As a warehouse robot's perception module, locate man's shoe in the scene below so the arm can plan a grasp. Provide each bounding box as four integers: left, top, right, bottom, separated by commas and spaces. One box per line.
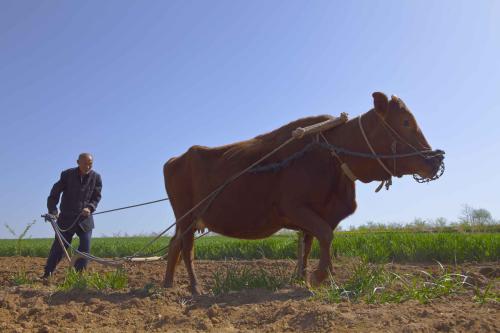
41, 272, 52, 280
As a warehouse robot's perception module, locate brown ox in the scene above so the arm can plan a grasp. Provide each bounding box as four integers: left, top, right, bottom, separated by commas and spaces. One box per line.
163, 92, 444, 294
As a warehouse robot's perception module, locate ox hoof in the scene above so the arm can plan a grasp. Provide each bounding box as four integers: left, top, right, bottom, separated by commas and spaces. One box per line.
294, 268, 307, 280
309, 269, 328, 287
294, 272, 308, 285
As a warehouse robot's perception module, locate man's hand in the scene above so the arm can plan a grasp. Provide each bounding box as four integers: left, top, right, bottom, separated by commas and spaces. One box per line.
82, 208, 91, 217
43, 213, 58, 222
52, 212, 59, 219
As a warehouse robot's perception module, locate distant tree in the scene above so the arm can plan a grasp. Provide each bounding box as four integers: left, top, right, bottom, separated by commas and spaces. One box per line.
366, 221, 376, 230
459, 204, 495, 232
409, 218, 429, 231
471, 208, 493, 225
433, 217, 448, 229
388, 222, 403, 230
459, 204, 474, 226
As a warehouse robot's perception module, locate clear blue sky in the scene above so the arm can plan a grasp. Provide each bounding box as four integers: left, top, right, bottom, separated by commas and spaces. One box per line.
1, 1, 499, 239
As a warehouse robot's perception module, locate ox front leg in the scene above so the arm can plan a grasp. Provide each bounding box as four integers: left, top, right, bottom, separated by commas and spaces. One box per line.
163, 233, 182, 288
296, 232, 313, 280
181, 230, 202, 295
286, 206, 333, 286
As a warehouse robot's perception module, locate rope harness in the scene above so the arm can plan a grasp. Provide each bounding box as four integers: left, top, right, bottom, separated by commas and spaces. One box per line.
41, 110, 445, 267
252, 112, 445, 191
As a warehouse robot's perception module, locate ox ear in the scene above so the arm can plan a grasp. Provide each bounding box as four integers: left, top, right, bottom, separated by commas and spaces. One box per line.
372, 92, 389, 116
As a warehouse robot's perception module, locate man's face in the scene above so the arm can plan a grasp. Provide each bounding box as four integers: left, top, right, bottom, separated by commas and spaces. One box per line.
77, 155, 93, 175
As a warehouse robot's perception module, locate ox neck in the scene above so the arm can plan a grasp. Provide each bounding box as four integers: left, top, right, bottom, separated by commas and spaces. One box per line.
322, 110, 394, 184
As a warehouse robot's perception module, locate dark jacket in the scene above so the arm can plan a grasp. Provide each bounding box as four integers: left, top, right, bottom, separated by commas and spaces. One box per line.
47, 168, 102, 232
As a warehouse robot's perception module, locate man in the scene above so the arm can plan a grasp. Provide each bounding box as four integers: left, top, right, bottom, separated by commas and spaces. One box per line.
42, 153, 102, 278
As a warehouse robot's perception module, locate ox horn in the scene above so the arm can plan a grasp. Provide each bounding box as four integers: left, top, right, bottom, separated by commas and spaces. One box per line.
292, 112, 349, 139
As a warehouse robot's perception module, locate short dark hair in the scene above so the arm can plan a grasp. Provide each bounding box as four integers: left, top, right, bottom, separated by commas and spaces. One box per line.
78, 153, 93, 160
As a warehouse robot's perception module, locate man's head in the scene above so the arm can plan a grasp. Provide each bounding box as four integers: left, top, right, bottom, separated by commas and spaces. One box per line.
77, 153, 93, 175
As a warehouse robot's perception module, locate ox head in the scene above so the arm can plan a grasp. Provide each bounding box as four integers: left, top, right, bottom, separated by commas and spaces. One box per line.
369, 92, 445, 182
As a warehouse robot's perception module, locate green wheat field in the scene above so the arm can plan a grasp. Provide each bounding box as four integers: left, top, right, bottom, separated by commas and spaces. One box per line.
1, 232, 498, 263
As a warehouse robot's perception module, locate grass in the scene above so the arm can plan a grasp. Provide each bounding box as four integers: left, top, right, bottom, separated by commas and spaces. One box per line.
4, 220, 36, 256
329, 232, 500, 263
211, 265, 292, 295
312, 260, 499, 304
472, 281, 500, 304
0, 232, 498, 264
58, 268, 128, 291
208, 260, 499, 304
10, 270, 33, 286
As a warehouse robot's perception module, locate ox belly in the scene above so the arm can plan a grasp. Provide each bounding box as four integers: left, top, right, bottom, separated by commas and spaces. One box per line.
199, 205, 284, 239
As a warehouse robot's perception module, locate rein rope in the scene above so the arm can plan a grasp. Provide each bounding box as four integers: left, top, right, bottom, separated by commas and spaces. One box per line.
94, 198, 169, 215
51, 198, 171, 233
358, 114, 396, 190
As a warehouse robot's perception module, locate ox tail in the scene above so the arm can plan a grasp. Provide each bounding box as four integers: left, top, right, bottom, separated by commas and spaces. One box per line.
163, 153, 198, 238
163, 157, 179, 235
163, 157, 177, 194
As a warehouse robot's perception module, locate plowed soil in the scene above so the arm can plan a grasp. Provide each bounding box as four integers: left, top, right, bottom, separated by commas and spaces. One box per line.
0, 257, 498, 332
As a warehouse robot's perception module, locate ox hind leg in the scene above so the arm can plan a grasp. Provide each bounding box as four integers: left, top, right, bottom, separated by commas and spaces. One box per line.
163, 232, 182, 288
180, 229, 202, 295
286, 206, 333, 286
296, 232, 313, 280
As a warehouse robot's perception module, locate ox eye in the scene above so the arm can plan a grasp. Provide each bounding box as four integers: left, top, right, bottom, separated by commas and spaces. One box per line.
403, 119, 410, 127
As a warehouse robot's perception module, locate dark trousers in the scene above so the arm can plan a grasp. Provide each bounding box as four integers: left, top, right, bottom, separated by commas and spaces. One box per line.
44, 226, 92, 274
